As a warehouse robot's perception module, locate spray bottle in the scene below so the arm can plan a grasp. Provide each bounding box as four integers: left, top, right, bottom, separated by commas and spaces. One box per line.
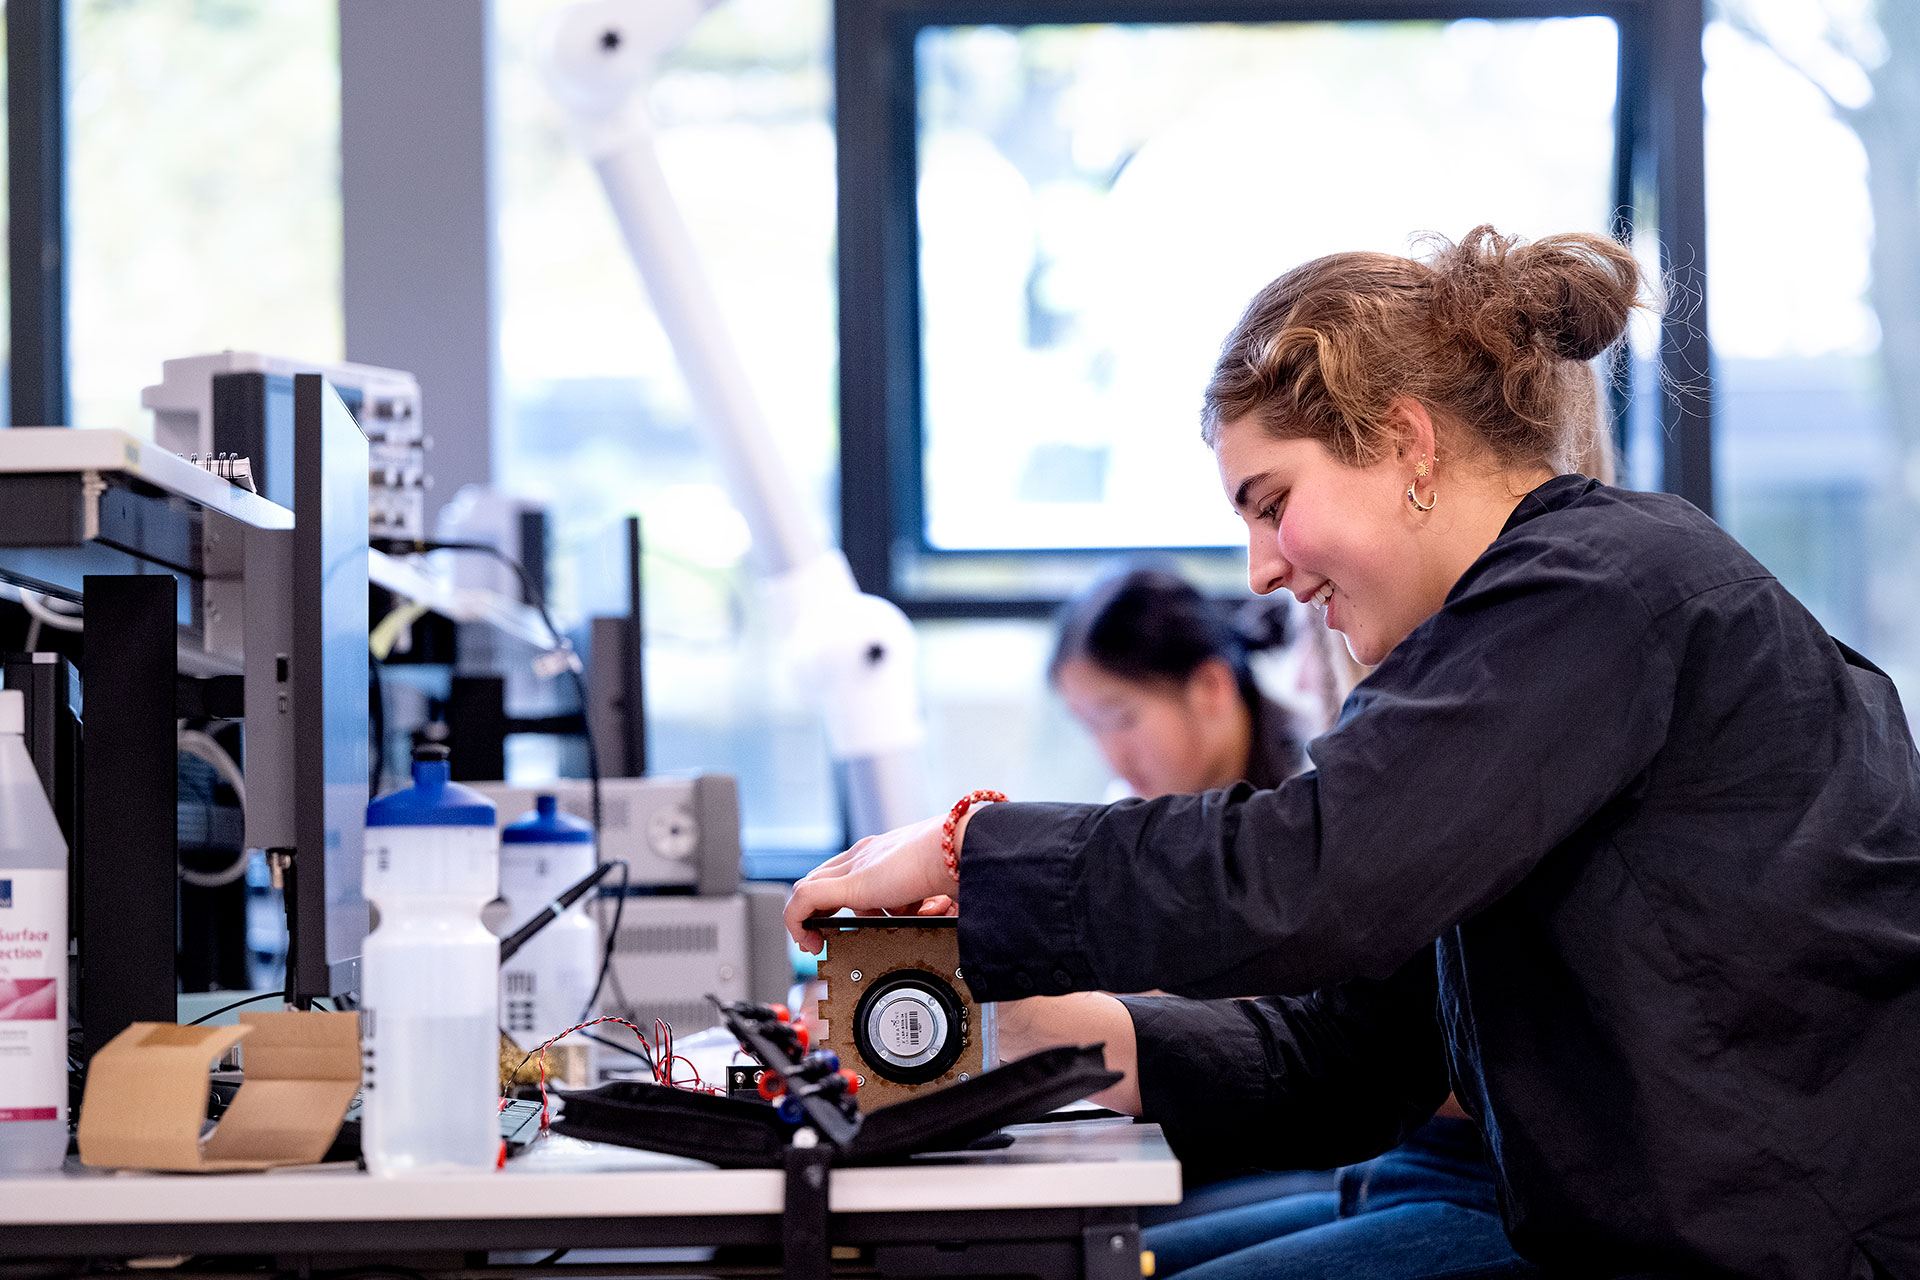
0, 689, 69, 1173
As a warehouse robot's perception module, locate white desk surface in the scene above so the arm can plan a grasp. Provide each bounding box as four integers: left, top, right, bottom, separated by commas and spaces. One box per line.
0, 1118, 1181, 1224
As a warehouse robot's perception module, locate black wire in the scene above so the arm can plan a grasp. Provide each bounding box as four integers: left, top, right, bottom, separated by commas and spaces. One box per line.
579, 859, 629, 1024
580, 1028, 654, 1069
374, 537, 622, 1025
508, 1012, 657, 1085
186, 991, 286, 1025
371, 538, 603, 836
533, 1250, 570, 1266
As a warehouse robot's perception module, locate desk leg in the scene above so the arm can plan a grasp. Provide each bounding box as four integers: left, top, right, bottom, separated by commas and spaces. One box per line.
1082, 1209, 1143, 1280
783, 1140, 833, 1280
78, 574, 178, 1059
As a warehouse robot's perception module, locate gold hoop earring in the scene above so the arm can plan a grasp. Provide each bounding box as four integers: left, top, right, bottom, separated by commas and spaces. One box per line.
1407, 454, 1435, 511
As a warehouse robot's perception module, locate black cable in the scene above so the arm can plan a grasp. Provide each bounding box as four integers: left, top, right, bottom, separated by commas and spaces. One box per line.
186, 991, 285, 1025
499, 861, 618, 965
533, 1250, 570, 1266
374, 537, 622, 1024
508, 1012, 657, 1085
371, 537, 603, 838
580, 1028, 653, 1068
579, 859, 629, 1023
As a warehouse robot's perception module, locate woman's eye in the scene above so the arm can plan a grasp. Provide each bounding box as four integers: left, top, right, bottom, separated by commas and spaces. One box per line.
1256, 496, 1284, 524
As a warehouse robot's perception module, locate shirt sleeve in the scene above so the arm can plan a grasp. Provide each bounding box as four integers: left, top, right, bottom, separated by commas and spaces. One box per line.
1116, 950, 1449, 1173
957, 536, 1678, 1002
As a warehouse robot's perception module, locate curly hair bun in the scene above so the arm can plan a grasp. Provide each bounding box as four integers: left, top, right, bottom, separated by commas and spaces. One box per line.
1204, 225, 1642, 473
1428, 226, 1638, 365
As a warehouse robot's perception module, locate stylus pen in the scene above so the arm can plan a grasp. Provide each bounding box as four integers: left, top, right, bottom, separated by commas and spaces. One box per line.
498, 861, 618, 964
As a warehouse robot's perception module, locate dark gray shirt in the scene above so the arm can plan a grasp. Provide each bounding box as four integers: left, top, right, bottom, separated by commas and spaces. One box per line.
958, 476, 1920, 1279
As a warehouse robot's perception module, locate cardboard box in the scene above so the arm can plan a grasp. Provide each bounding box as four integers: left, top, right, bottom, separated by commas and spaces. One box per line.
78, 1011, 360, 1172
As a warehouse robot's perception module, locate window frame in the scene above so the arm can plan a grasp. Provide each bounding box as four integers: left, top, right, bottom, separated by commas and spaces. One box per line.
835, 0, 1710, 617
8, 0, 65, 429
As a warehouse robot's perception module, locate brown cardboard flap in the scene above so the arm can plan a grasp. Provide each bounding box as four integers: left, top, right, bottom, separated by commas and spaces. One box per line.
233, 1010, 362, 1081
77, 1023, 251, 1172
78, 1011, 360, 1173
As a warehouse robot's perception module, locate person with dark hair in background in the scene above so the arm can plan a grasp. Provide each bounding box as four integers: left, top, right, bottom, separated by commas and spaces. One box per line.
1050, 568, 1310, 800
788, 226, 1920, 1278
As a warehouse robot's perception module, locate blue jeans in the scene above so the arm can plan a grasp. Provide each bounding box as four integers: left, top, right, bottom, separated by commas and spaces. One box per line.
1144, 1117, 1532, 1280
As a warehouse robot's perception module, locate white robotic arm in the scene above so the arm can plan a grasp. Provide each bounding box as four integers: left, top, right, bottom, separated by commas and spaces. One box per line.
537, 0, 928, 838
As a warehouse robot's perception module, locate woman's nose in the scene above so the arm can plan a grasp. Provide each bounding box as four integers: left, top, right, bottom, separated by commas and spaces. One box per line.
1248, 530, 1290, 597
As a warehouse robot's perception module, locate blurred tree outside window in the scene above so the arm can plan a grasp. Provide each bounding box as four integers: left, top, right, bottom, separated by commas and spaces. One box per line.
1708, 1, 1920, 709
68, 0, 341, 433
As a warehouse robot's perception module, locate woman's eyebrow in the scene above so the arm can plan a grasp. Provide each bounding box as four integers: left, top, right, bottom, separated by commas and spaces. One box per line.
1233, 470, 1279, 511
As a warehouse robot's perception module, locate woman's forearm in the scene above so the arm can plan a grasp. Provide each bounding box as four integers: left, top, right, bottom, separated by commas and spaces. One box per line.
992, 992, 1142, 1115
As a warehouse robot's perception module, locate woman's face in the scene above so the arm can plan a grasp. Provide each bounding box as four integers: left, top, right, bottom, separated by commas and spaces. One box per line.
1214, 417, 1444, 667
1054, 657, 1244, 798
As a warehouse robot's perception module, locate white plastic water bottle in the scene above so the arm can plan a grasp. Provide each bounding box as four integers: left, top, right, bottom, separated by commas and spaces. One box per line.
499, 796, 597, 1053
0, 689, 69, 1174
361, 744, 499, 1175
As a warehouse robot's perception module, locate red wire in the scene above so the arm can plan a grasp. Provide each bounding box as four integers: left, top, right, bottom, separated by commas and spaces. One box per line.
513, 1013, 722, 1133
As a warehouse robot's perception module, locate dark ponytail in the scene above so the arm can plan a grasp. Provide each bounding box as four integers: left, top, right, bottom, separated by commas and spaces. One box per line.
1050, 568, 1293, 710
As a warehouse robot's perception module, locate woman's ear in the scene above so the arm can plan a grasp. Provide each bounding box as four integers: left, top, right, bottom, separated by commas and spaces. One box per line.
1188, 657, 1242, 717
1388, 398, 1439, 468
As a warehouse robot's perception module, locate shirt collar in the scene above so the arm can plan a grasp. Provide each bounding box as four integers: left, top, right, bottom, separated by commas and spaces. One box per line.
1499, 473, 1600, 538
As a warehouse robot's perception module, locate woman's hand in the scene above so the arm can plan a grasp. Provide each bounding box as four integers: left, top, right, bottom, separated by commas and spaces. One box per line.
783, 814, 960, 953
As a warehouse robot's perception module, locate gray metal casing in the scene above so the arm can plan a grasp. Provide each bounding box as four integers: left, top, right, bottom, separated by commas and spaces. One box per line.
241, 526, 296, 851
471, 774, 739, 894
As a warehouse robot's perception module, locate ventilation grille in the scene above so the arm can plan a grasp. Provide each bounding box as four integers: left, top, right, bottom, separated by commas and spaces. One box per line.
617, 923, 719, 954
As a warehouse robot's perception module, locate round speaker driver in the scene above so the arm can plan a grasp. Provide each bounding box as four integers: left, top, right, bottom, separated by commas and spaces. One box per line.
865, 987, 948, 1069
850, 968, 968, 1085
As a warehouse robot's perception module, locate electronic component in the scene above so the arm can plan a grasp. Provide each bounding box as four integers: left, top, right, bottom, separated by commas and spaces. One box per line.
470, 774, 738, 892
808, 916, 992, 1111
181, 453, 257, 492
142, 351, 427, 541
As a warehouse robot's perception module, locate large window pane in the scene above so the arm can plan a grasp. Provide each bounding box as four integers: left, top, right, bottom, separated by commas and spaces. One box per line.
494, 0, 844, 856
69, 0, 341, 433
1706, 2, 1918, 708
916, 18, 1621, 553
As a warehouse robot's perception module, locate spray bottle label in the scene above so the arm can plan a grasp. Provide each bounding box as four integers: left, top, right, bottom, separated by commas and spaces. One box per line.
0, 869, 66, 1121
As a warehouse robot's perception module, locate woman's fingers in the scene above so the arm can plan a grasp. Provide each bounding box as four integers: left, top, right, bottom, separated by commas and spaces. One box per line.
784, 877, 840, 952
784, 817, 952, 950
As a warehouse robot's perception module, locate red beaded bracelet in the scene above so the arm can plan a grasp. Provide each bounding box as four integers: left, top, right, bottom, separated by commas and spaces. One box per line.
941, 789, 1007, 882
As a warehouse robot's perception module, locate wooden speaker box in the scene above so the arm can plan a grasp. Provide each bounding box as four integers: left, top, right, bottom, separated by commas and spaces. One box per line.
808, 916, 984, 1111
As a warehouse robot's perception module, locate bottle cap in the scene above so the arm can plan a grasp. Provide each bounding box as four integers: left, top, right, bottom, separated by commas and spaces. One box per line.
0, 690, 21, 735
502, 794, 594, 844
366, 744, 496, 828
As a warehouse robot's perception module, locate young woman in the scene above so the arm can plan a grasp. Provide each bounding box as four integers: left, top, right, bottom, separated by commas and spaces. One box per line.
786, 227, 1920, 1278
1050, 568, 1527, 1279
1051, 568, 1311, 799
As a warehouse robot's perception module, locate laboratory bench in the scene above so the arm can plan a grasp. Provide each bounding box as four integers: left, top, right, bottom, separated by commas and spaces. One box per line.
0, 1115, 1180, 1280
